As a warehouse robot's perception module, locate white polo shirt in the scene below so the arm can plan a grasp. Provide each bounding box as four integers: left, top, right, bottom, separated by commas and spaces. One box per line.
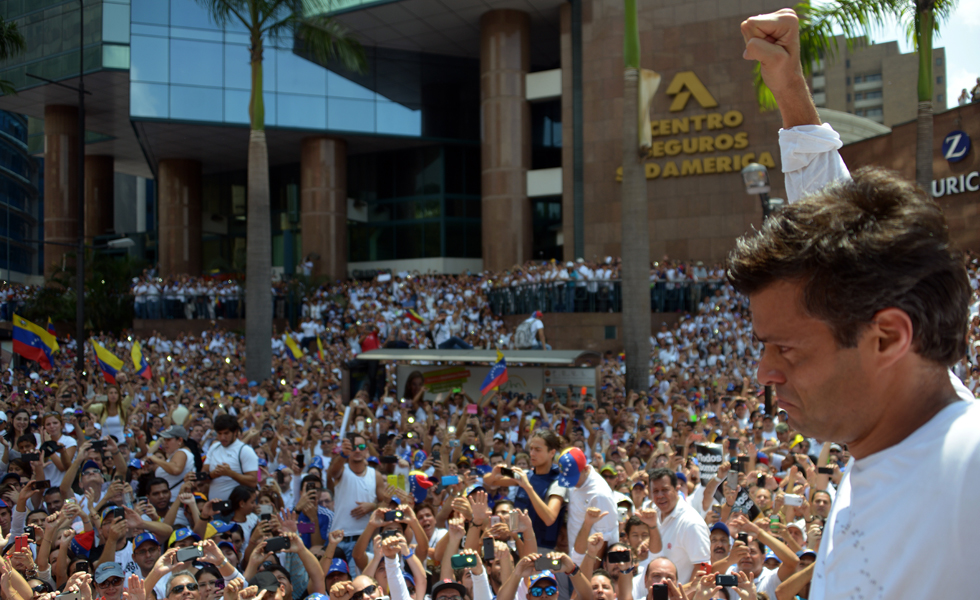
650, 496, 711, 583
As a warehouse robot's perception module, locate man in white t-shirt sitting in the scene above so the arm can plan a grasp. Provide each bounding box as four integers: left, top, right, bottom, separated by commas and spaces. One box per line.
202, 414, 259, 501
735, 9, 980, 599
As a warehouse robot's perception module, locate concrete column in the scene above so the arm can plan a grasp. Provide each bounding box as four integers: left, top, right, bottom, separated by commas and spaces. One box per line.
85, 155, 114, 240
43, 105, 80, 277
157, 159, 202, 276
480, 9, 532, 271
300, 136, 347, 280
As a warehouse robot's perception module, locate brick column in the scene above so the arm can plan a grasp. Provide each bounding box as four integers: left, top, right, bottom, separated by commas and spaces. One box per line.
480, 9, 532, 271
300, 136, 347, 280
85, 155, 114, 240
43, 105, 79, 277
157, 159, 202, 276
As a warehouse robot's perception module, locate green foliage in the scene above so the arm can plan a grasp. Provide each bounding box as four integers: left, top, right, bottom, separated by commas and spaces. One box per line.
20, 252, 145, 336
0, 15, 26, 96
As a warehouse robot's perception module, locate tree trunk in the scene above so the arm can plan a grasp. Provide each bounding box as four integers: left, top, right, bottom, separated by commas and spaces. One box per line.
245, 128, 272, 383
621, 66, 651, 395
914, 7, 934, 192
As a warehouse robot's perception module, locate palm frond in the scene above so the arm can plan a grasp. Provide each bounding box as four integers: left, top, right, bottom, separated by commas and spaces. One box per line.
0, 17, 26, 61
192, 0, 255, 31
293, 15, 367, 73
901, 0, 957, 50
0, 79, 17, 96
753, 64, 779, 112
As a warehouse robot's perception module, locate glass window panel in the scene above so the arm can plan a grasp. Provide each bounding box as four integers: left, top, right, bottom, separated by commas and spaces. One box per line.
132, 24, 169, 36
224, 43, 250, 90
394, 201, 416, 221
377, 101, 421, 137
170, 39, 222, 87
420, 146, 441, 194
327, 71, 375, 100
130, 82, 169, 118
445, 199, 465, 218
423, 222, 441, 258
465, 222, 482, 258
375, 153, 394, 200
263, 45, 277, 93
369, 203, 392, 223
373, 225, 394, 260
466, 199, 482, 219
132, 0, 168, 24
395, 224, 423, 259
170, 0, 219, 29
327, 97, 374, 133
465, 147, 481, 195
170, 85, 223, 122
445, 220, 465, 256
276, 49, 326, 96
394, 151, 419, 198
445, 147, 463, 194
131, 35, 169, 82
277, 94, 325, 129
170, 27, 223, 42
103, 3, 131, 44
225, 32, 250, 45
224, 90, 250, 124
102, 44, 130, 70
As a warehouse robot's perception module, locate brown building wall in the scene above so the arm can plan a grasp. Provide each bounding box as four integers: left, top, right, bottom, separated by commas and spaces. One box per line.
561, 0, 789, 265
838, 102, 980, 251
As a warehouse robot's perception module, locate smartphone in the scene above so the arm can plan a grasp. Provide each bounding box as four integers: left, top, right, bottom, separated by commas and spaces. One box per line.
784, 494, 804, 507
432, 450, 441, 461
509, 512, 520, 531
297, 522, 315, 534
466, 404, 478, 415
499, 467, 515, 478
195, 472, 211, 481
441, 475, 459, 486
34, 480, 50, 490
175, 546, 204, 562
136, 496, 148, 506
451, 554, 477, 569
384, 510, 404, 522
356, 420, 364, 432
91, 440, 107, 451
726, 471, 738, 489
489, 515, 501, 526
213, 501, 232, 513
265, 536, 290, 553
651, 584, 669, 600
736, 533, 749, 545
757, 475, 767, 487
380, 456, 399, 464
699, 562, 712, 575
818, 466, 834, 475
574, 409, 585, 420
107, 507, 126, 522
716, 574, 738, 587
56, 593, 80, 600
482, 538, 495, 562
380, 529, 400, 540
534, 556, 561, 571
606, 550, 631, 564
73, 561, 90, 574
22, 453, 40, 463
259, 505, 274, 516
769, 515, 780, 532
25, 528, 35, 542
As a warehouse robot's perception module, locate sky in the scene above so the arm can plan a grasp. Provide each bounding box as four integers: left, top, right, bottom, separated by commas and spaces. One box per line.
817, 0, 980, 105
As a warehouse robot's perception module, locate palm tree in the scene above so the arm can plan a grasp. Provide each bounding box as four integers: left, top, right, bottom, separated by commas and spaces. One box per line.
753, 1, 956, 192
0, 16, 26, 95
621, 0, 652, 395
194, 0, 365, 382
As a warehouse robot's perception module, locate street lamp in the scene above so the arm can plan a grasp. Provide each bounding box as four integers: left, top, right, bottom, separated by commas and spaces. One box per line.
741, 161, 775, 415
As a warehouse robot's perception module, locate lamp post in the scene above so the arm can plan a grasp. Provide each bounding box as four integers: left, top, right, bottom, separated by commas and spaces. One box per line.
741, 161, 774, 415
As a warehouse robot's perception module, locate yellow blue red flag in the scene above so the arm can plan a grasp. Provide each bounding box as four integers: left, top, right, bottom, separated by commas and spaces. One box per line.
284, 334, 303, 360
12, 314, 58, 370
93, 339, 124, 384
131, 340, 152, 380
480, 350, 508, 395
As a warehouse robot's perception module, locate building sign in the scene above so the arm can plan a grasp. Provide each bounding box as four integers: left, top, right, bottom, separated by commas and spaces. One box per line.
617, 71, 775, 181
942, 131, 971, 163
932, 172, 980, 198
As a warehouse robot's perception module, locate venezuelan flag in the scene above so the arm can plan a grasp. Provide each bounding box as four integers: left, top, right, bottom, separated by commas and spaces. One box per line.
480, 350, 508, 395
131, 340, 152, 380
403, 309, 424, 324
316, 333, 325, 362
93, 339, 124, 384
12, 314, 58, 370
46, 317, 56, 337
284, 334, 303, 360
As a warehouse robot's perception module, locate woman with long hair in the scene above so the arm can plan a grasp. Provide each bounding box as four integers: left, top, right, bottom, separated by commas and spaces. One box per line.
84, 384, 130, 443
4, 409, 35, 446
143, 425, 194, 501
40, 412, 77, 487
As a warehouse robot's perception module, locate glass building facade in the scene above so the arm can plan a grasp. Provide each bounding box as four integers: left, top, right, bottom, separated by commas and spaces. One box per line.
0, 111, 41, 276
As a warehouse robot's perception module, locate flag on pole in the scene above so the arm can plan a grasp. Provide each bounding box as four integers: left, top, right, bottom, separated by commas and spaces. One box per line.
131, 340, 152, 380
12, 315, 58, 370
284, 334, 303, 360
93, 339, 124, 384
316, 333, 325, 362
480, 350, 508, 395
46, 317, 56, 337
403, 309, 424, 324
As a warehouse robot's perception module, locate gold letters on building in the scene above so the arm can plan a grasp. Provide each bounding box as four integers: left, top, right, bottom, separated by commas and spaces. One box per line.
616, 71, 775, 181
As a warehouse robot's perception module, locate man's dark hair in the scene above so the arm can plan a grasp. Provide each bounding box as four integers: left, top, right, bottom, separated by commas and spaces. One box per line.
624, 515, 648, 537
16, 434, 35, 448
229, 485, 254, 513
727, 167, 969, 366
300, 475, 321, 492
147, 477, 170, 491
648, 468, 677, 487
27, 509, 47, 522
530, 428, 563, 453
214, 414, 240, 433
43, 487, 60, 498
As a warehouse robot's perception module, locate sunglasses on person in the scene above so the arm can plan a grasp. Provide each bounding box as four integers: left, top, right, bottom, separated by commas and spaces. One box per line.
529, 586, 558, 598
169, 583, 200, 595
98, 578, 124, 589
353, 443, 367, 450
32, 585, 52, 594
351, 585, 376, 600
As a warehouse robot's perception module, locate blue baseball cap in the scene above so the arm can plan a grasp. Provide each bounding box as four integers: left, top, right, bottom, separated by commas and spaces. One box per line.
797, 549, 817, 559
82, 460, 101, 473
168, 527, 201, 547
557, 448, 587, 488
128, 458, 143, 469
764, 551, 781, 563
710, 522, 731, 537
464, 484, 485, 497
217, 541, 237, 553
529, 570, 558, 587
133, 532, 160, 549
210, 520, 235, 533
326, 559, 349, 576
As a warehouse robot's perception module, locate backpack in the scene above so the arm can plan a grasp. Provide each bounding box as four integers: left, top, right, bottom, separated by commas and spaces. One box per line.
513, 320, 537, 349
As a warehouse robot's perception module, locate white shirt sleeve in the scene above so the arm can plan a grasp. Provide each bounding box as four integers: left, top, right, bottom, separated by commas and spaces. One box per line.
778, 123, 851, 203
383, 556, 413, 600
471, 569, 494, 600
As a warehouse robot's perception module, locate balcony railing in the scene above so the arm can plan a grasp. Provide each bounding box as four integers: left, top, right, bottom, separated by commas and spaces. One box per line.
487, 279, 726, 315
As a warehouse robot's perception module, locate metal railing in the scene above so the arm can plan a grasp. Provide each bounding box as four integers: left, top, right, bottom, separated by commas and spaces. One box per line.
487, 279, 726, 315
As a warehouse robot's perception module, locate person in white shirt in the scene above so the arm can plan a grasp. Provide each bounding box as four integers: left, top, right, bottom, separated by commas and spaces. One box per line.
325, 432, 386, 569
557, 447, 620, 567
202, 415, 259, 501
644, 468, 710, 583
736, 9, 980, 599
